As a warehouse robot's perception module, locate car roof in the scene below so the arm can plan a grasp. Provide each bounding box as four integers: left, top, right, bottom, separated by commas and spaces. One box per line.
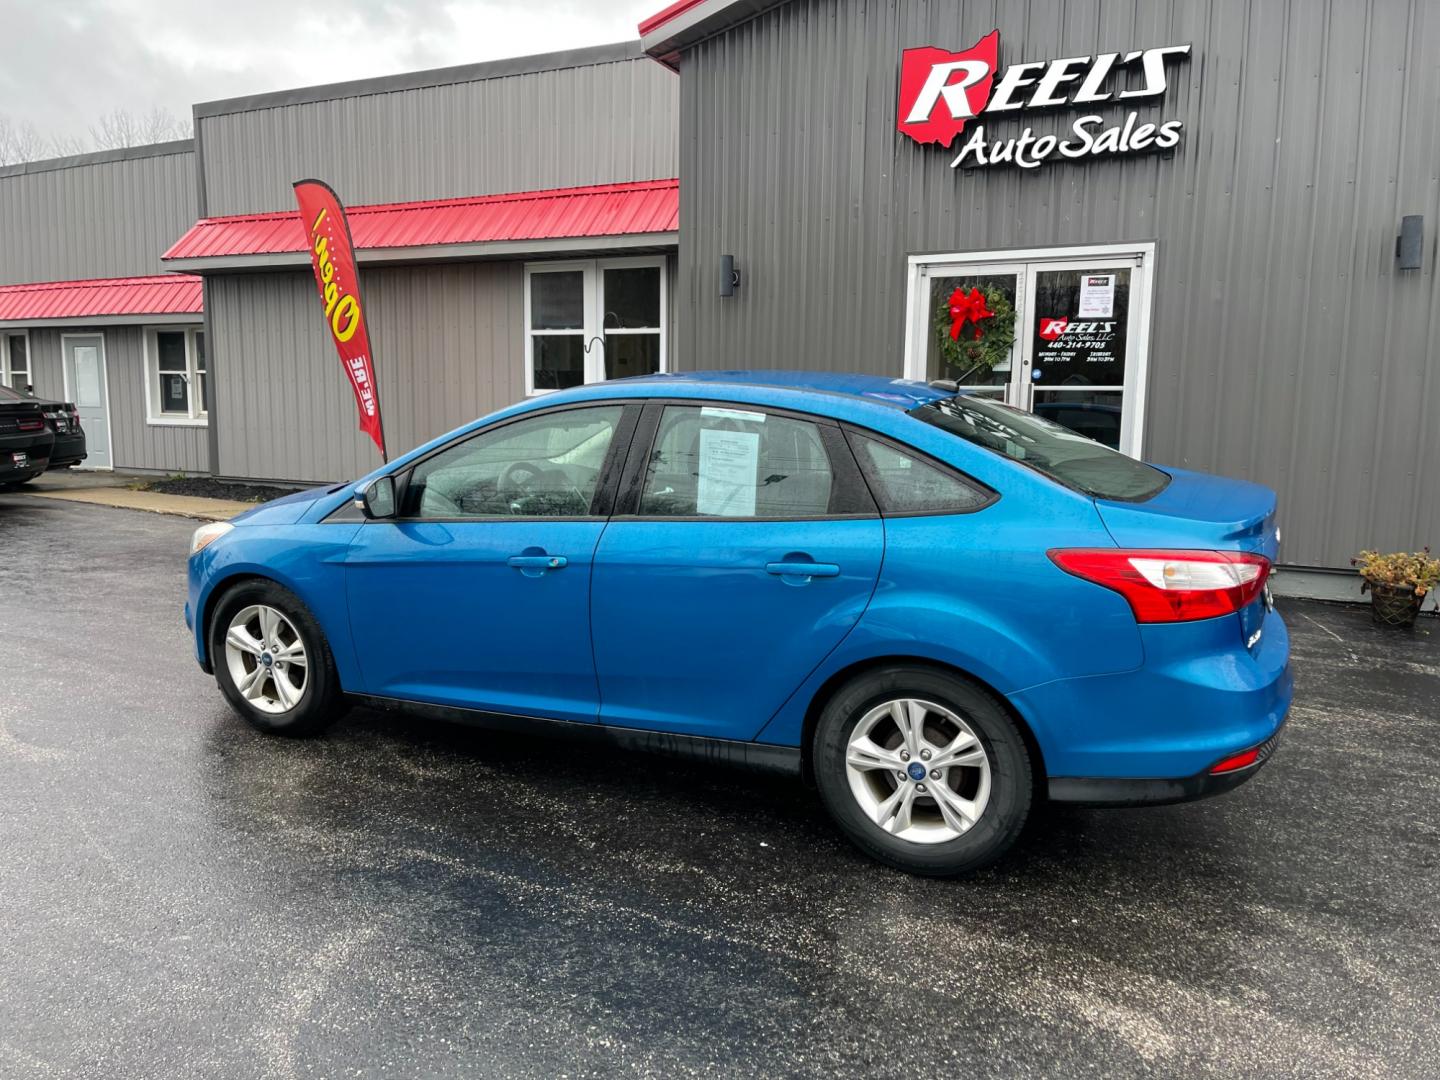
540, 370, 952, 416
0, 384, 59, 407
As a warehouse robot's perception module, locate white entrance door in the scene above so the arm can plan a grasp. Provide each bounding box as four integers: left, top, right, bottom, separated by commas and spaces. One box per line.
62, 334, 112, 469
903, 244, 1154, 457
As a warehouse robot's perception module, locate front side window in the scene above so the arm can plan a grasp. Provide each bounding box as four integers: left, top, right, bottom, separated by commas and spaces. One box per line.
639, 405, 834, 518
525, 259, 665, 394
2, 334, 30, 391
404, 405, 623, 519
849, 433, 992, 514
147, 327, 207, 422
914, 395, 1168, 501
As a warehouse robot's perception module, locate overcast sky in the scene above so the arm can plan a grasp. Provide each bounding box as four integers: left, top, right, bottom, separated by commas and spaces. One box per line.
0, 0, 656, 143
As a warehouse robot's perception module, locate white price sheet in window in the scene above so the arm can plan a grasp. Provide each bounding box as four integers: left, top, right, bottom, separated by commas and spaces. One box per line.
696, 428, 760, 516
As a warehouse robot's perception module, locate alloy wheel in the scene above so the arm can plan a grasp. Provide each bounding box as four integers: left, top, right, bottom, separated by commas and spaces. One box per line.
223, 604, 309, 715
844, 698, 993, 844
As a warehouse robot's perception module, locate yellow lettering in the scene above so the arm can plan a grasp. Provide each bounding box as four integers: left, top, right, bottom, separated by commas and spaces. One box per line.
331, 294, 361, 342
323, 281, 339, 316
311, 207, 328, 232
321, 259, 334, 284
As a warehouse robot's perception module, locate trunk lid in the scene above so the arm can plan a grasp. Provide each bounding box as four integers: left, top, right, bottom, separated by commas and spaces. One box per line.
1094, 465, 1279, 652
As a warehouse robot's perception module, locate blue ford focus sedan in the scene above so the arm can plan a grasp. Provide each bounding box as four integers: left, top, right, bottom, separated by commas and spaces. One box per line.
185, 372, 1291, 875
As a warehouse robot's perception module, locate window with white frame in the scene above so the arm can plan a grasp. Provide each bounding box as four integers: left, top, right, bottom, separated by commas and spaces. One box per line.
146, 327, 207, 423
524, 258, 666, 394
1, 333, 30, 392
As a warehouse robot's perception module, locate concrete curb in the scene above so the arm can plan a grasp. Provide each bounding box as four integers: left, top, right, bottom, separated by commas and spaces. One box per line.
22, 487, 254, 522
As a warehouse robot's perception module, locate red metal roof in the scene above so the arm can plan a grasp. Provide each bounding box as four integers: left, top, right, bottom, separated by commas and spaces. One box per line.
0, 275, 203, 322
164, 179, 680, 262
638, 0, 709, 35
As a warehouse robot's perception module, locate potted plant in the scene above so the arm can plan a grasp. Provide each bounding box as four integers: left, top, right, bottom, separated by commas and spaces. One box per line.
1351, 548, 1440, 627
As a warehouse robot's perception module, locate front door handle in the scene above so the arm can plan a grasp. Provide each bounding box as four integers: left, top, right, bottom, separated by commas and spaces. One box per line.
508, 554, 568, 575
765, 560, 840, 581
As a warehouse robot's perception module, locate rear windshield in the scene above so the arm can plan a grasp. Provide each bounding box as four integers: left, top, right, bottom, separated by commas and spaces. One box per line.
912, 396, 1170, 502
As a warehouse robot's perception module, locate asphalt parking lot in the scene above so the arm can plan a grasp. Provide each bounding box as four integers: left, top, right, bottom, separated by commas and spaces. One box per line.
2, 494, 1438, 1079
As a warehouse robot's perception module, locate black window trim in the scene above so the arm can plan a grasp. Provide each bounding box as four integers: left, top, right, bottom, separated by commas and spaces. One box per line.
611, 397, 879, 522
356, 399, 643, 525
840, 422, 1000, 518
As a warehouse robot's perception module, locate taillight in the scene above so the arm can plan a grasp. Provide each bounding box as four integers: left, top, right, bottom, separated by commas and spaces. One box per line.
1209, 747, 1261, 774
1048, 548, 1271, 623
17, 417, 43, 432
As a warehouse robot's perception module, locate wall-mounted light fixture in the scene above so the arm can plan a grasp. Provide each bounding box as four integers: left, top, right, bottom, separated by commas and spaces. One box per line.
719, 254, 740, 297
1397, 215, 1423, 271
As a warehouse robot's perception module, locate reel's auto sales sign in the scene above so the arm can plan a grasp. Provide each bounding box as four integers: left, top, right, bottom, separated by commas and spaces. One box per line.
898, 31, 1190, 170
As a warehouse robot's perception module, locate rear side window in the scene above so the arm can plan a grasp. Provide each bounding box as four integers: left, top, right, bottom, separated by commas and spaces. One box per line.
849, 433, 991, 514
913, 396, 1169, 502
639, 405, 834, 517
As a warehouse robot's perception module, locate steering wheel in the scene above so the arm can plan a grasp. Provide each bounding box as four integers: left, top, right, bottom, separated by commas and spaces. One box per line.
500, 461, 544, 493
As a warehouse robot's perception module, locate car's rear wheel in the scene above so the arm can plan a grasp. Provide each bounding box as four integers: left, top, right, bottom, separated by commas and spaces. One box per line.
210, 580, 343, 736
813, 666, 1032, 876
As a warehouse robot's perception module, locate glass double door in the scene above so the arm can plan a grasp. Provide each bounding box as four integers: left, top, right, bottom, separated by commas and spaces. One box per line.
907, 251, 1149, 455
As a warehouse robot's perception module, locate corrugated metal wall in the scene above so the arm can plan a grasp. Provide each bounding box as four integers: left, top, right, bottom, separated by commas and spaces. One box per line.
0, 143, 196, 285
209, 264, 525, 483
198, 52, 678, 216
25, 325, 208, 473
25, 329, 65, 400
677, 0, 1440, 568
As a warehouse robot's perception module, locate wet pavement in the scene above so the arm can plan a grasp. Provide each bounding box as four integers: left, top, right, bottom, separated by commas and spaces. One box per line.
1, 493, 1437, 1079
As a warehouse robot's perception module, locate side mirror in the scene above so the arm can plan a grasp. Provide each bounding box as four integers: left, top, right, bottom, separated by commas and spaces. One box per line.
355, 475, 397, 519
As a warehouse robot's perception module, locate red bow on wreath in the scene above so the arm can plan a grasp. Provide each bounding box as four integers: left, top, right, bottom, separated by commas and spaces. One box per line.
947, 286, 996, 341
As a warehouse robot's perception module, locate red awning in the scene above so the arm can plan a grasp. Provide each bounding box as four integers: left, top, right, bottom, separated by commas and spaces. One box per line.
0, 275, 203, 322
638, 0, 709, 35
163, 179, 679, 265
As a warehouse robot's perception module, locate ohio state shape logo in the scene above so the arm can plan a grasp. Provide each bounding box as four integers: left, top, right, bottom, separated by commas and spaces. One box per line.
896, 32, 1191, 170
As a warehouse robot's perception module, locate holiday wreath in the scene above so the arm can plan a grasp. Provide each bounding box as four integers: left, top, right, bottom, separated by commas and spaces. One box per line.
931, 282, 1017, 382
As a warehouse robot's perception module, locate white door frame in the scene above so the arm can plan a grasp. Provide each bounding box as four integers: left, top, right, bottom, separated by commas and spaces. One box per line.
523, 255, 669, 396
60, 332, 115, 470
902, 242, 1157, 457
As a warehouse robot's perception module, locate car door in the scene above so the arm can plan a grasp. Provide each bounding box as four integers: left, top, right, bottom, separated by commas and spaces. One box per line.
344, 402, 638, 723
589, 401, 884, 740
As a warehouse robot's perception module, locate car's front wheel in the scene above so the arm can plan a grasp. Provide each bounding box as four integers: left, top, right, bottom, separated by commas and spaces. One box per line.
210, 580, 343, 736
813, 666, 1033, 876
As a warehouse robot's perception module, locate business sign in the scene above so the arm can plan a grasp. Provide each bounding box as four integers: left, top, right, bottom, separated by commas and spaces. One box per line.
897, 32, 1190, 170
293, 179, 388, 460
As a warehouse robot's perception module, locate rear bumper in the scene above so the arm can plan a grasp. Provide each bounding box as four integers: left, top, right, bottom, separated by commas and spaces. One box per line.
1048, 724, 1285, 806
47, 433, 86, 467
1012, 607, 1292, 779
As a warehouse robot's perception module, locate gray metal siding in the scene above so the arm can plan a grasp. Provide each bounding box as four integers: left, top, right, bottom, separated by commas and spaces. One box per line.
210, 265, 524, 483
25, 329, 65, 400
676, 0, 1440, 569
0, 147, 196, 285
199, 57, 678, 216
22, 324, 207, 472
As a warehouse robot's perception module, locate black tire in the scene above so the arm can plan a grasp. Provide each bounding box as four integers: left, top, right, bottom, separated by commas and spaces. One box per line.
813, 665, 1033, 876
209, 579, 344, 737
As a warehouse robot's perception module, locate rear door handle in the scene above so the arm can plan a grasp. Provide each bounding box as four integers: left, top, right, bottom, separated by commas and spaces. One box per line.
765, 561, 840, 579
508, 554, 568, 573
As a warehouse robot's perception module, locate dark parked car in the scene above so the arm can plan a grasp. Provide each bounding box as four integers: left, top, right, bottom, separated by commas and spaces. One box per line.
0, 389, 54, 488
0, 384, 85, 475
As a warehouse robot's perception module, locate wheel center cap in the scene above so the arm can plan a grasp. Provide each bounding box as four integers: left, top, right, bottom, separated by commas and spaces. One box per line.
907, 761, 927, 782
260, 652, 274, 667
